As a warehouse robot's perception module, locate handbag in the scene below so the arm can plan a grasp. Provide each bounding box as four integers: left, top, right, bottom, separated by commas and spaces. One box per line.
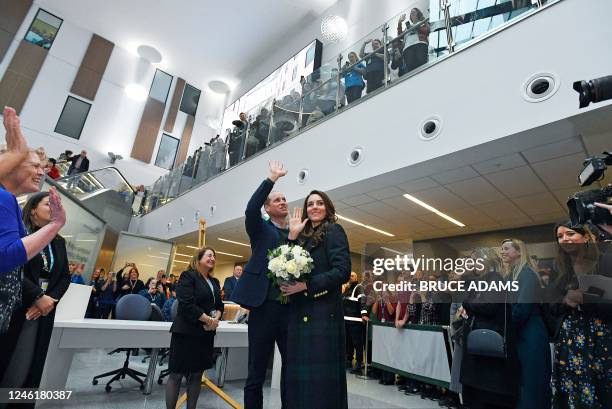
465, 298, 507, 359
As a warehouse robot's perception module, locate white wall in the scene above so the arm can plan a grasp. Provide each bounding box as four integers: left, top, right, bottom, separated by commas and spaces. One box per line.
0, 2, 223, 185
133, 0, 612, 239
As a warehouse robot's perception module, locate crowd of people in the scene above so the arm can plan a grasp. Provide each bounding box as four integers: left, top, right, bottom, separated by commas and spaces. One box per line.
337, 227, 611, 409
145, 7, 434, 214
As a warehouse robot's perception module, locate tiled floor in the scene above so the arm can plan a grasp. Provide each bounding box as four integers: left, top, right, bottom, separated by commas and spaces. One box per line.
41, 349, 440, 409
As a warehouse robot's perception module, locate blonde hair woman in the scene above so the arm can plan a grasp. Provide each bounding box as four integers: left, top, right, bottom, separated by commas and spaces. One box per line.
500, 239, 551, 409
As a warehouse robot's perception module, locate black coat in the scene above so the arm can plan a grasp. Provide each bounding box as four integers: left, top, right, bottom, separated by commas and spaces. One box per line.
232, 178, 286, 308
68, 155, 89, 173
0, 235, 70, 393
171, 269, 223, 337
285, 222, 351, 409
460, 271, 519, 404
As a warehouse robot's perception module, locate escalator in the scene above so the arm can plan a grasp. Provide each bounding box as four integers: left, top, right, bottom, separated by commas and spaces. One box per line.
50, 167, 141, 233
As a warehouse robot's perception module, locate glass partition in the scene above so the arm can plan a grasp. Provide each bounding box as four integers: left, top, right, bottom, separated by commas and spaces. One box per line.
138, 0, 555, 216
38, 180, 107, 281
110, 232, 174, 283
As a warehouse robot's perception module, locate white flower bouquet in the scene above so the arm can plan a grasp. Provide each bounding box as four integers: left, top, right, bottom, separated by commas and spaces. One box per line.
267, 244, 314, 303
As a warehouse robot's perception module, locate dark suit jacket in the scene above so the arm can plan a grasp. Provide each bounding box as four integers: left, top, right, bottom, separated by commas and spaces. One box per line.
68, 155, 90, 174
171, 269, 223, 336
21, 235, 71, 305
222, 276, 238, 300
231, 178, 285, 308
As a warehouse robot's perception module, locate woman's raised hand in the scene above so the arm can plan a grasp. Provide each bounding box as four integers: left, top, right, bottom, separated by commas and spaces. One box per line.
288, 207, 307, 240
48, 187, 66, 228
3, 107, 28, 155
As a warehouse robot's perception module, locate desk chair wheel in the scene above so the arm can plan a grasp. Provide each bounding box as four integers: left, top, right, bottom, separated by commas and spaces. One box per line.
92, 379, 98, 385
157, 378, 164, 385
105, 385, 112, 392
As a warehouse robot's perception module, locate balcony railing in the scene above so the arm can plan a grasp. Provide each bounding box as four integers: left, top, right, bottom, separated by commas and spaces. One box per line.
141, 0, 555, 215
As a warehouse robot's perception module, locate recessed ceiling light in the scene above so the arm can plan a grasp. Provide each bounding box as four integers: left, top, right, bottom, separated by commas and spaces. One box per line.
125, 84, 147, 101
336, 214, 395, 237
218, 238, 250, 247
216, 251, 243, 258
402, 193, 466, 227
208, 80, 231, 94
137, 45, 162, 63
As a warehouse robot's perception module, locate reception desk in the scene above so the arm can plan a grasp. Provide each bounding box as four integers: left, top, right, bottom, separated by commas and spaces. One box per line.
40, 319, 249, 395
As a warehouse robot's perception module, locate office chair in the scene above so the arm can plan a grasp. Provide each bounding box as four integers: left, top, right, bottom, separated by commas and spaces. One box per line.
157, 300, 179, 384
142, 304, 164, 363
91, 295, 152, 392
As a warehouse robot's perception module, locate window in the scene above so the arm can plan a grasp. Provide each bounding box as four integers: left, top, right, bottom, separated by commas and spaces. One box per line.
54, 96, 91, 139
155, 133, 180, 170
149, 69, 173, 103
24, 9, 63, 50
179, 84, 201, 116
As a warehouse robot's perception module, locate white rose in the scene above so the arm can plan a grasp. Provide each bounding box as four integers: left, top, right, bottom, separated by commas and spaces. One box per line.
294, 255, 307, 269
280, 245, 290, 255
285, 259, 297, 275
291, 246, 302, 258
268, 258, 281, 273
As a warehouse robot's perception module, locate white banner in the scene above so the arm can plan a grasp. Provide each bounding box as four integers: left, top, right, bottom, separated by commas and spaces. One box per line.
371, 324, 451, 384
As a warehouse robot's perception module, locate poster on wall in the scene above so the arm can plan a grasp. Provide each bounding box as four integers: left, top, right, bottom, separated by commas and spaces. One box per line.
24, 9, 63, 50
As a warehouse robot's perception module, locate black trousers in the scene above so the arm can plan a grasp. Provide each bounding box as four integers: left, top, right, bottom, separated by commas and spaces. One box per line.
345, 86, 363, 104
244, 300, 288, 409
345, 321, 365, 366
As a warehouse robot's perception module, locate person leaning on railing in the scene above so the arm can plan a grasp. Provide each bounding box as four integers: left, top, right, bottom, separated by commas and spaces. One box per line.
359, 38, 386, 94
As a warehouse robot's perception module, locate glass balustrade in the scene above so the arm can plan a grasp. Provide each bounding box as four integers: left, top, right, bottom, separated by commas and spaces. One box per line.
138, 0, 556, 215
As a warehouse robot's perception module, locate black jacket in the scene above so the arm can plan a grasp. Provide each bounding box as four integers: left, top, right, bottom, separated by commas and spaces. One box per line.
460, 271, 519, 400
171, 269, 223, 336
22, 235, 71, 305
68, 155, 89, 174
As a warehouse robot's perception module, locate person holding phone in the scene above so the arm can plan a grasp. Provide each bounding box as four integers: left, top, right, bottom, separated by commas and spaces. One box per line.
118, 263, 145, 297
95, 270, 117, 319
139, 278, 167, 310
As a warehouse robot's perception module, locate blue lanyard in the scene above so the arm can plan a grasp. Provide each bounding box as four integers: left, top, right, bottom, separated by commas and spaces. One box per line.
41, 244, 54, 272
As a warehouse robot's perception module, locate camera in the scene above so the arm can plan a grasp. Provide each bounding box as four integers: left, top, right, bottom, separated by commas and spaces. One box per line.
567, 151, 612, 233
573, 75, 612, 108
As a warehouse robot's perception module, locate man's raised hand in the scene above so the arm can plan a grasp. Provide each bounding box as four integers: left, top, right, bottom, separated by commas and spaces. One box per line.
268, 160, 288, 182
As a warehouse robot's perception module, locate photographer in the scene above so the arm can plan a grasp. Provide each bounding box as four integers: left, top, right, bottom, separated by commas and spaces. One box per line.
139, 278, 166, 310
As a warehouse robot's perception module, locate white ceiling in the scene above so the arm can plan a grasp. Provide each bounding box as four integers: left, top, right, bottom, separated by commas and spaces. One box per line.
170, 104, 612, 265
37, 0, 336, 91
